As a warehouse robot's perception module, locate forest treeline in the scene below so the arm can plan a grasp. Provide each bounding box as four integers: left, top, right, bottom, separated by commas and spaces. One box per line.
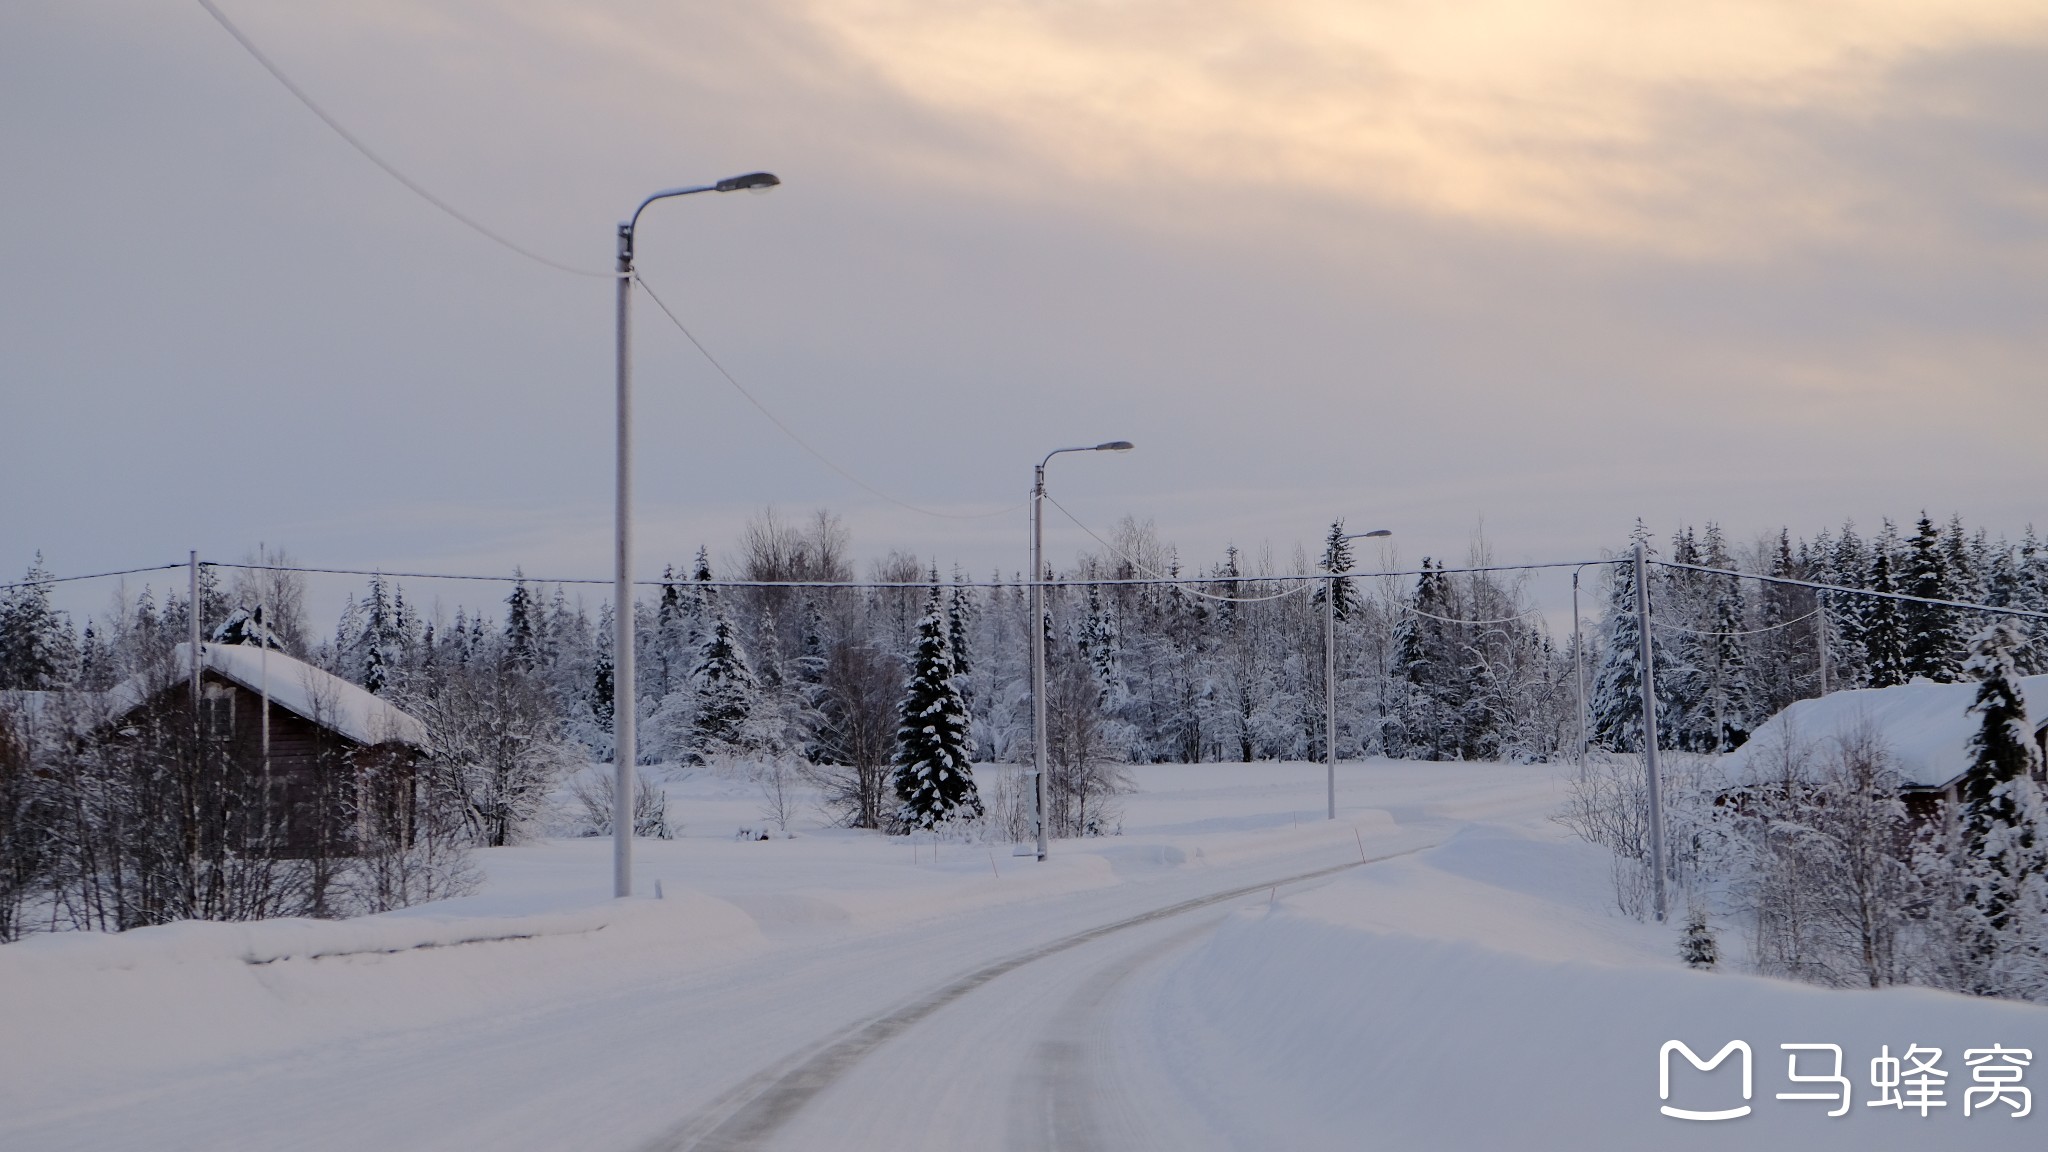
3, 509, 2044, 940
6, 511, 2046, 772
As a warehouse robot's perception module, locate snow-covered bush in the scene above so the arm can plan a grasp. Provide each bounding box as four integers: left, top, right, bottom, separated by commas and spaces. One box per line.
1680, 904, 1719, 970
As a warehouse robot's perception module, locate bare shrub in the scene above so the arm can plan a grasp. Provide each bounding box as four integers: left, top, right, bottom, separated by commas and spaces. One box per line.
751, 754, 802, 836
1731, 723, 1919, 988
567, 767, 672, 839
807, 636, 899, 829
1044, 655, 1131, 837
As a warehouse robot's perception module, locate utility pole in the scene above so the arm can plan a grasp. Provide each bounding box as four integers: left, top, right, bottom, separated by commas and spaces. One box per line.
188, 551, 201, 709
1817, 592, 1830, 696
1634, 540, 1668, 923
1031, 462, 1048, 862
1572, 567, 1588, 763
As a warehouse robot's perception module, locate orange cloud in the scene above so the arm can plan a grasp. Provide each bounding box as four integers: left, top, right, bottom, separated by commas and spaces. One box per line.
799, 0, 2048, 253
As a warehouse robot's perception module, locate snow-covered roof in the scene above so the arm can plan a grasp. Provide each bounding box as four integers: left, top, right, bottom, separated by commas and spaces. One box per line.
1716, 675, 2048, 791
108, 644, 429, 750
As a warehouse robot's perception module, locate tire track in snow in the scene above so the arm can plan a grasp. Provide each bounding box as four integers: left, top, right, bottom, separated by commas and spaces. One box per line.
648, 843, 1434, 1152
1007, 916, 1223, 1152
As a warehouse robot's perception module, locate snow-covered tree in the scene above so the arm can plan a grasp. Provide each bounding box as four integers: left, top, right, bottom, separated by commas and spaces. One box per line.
1314, 518, 1358, 622
1863, 528, 1909, 688
503, 572, 539, 672
690, 614, 760, 759
1589, 528, 1667, 753
210, 604, 287, 650
0, 555, 75, 690
1903, 514, 1961, 683
1955, 621, 2047, 958
1680, 905, 1718, 970
892, 583, 980, 831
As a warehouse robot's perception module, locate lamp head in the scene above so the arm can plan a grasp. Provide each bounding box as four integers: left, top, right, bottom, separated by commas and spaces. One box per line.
716, 172, 781, 193
1362, 529, 1392, 538
1094, 440, 1135, 452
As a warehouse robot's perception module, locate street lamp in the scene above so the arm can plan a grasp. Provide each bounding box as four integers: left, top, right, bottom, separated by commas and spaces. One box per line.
613, 172, 779, 899
1325, 527, 1390, 820
1031, 440, 1134, 861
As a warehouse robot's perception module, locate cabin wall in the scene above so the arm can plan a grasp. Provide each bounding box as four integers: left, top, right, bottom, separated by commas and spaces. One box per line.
197, 674, 417, 857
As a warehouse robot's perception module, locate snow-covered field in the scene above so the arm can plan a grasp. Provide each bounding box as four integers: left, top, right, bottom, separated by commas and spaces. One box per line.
6, 760, 2044, 1150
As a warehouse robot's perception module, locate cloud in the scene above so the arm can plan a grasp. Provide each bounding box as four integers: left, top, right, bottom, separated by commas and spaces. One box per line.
787, 0, 2048, 255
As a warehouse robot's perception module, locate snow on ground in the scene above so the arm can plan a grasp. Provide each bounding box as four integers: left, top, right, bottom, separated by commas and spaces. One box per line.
5, 760, 2044, 1150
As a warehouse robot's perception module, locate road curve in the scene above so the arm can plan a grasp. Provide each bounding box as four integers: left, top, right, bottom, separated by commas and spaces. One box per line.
650, 846, 1429, 1152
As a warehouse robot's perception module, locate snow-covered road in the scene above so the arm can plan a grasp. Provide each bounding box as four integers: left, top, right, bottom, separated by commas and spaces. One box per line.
672, 849, 1422, 1152
6, 763, 1479, 1151
9, 761, 2046, 1151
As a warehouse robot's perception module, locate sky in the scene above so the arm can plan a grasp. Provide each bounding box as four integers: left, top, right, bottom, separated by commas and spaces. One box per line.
5, 0, 2046, 625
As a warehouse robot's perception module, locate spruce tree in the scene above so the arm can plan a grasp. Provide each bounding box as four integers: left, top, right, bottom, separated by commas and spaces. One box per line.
1863, 529, 1909, 687
1904, 514, 1960, 682
1753, 531, 1816, 714
1956, 620, 2047, 940
1658, 527, 1715, 752
948, 573, 972, 682
1391, 560, 1455, 759
2017, 527, 2048, 675
591, 603, 616, 737
691, 614, 758, 758
1589, 527, 1668, 753
1826, 522, 1870, 687
893, 583, 980, 831
654, 565, 684, 697
1679, 905, 1719, 970
796, 596, 828, 688
0, 555, 74, 690
504, 571, 539, 671
1315, 519, 1358, 622
1703, 526, 1754, 750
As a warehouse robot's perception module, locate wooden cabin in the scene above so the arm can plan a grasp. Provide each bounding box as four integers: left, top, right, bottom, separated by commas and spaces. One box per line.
105, 643, 431, 858
1716, 676, 2048, 834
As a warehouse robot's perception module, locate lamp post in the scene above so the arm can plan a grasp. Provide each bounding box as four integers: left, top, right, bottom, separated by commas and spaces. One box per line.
1325, 528, 1390, 819
1031, 440, 1134, 861
613, 172, 779, 899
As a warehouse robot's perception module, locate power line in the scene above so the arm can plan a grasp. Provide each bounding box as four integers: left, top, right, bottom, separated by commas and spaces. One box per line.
1399, 602, 1548, 627
632, 273, 1026, 522
1650, 607, 1820, 638
0, 564, 189, 591
1650, 559, 2048, 624
1041, 494, 1310, 604
199, 558, 1613, 592
193, 0, 609, 279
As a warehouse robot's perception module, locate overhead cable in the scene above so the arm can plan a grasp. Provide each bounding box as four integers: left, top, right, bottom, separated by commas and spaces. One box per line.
0, 563, 189, 591
1398, 602, 1548, 627
633, 273, 1026, 522
1041, 494, 1313, 604
203, 558, 1604, 592
193, 0, 609, 278
1650, 559, 2048, 624
1649, 608, 1820, 638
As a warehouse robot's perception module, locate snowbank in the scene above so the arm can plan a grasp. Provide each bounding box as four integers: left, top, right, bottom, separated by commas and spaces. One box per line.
1156, 822, 2048, 1150
0, 893, 766, 1100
